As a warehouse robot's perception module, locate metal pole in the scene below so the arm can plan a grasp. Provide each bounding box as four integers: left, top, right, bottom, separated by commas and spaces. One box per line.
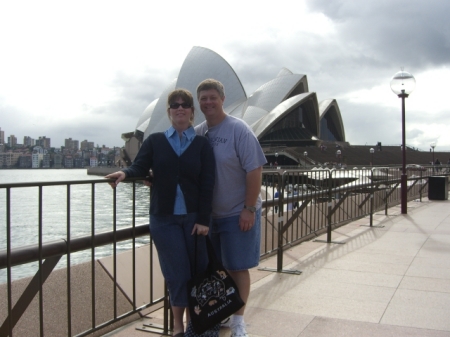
400, 91, 408, 214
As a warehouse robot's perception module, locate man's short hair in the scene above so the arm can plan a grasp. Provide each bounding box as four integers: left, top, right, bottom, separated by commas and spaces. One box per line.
196, 79, 225, 99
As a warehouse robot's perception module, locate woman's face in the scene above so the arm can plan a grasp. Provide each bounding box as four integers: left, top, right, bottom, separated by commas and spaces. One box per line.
168, 97, 193, 129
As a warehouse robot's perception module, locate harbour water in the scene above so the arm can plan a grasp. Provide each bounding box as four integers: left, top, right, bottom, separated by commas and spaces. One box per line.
0, 169, 151, 283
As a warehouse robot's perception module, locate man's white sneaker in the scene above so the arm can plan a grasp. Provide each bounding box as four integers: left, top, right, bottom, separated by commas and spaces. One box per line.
230, 322, 248, 337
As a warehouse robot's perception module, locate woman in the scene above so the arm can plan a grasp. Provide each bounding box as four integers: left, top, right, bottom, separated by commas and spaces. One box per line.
106, 89, 215, 337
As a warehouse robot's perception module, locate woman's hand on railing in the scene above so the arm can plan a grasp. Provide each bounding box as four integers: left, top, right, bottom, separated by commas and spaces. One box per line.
105, 171, 126, 188
143, 170, 154, 188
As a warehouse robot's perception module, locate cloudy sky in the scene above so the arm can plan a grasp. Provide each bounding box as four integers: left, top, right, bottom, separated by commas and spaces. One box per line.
1, 0, 449, 152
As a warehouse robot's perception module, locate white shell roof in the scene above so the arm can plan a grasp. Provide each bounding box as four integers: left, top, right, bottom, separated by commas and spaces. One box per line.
143, 79, 177, 139
245, 74, 305, 115
252, 92, 319, 138
319, 99, 345, 141
143, 46, 246, 139
136, 46, 345, 145
136, 98, 158, 134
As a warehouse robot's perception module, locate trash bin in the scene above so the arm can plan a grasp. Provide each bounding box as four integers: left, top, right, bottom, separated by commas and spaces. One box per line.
428, 176, 449, 200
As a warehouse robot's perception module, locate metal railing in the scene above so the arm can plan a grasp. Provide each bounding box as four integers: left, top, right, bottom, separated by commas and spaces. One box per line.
0, 167, 448, 336
0, 177, 167, 337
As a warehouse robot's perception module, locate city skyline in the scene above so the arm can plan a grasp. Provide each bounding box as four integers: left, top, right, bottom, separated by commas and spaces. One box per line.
0, 126, 120, 149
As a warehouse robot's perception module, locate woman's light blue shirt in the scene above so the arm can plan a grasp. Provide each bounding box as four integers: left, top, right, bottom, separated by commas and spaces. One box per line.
164, 126, 196, 215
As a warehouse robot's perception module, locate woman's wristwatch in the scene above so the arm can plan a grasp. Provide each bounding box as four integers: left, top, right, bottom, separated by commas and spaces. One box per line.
244, 205, 256, 213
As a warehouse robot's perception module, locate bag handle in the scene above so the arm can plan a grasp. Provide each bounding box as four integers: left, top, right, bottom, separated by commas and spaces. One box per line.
205, 236, 219, 264
192, 234, 198, 277
192, 235, 218, 277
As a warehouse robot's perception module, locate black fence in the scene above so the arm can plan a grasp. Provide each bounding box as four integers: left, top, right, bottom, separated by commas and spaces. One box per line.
0, 166, 448, 336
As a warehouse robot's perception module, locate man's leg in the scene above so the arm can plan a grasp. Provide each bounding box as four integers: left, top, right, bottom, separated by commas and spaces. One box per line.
210, 210, 261, 336
227, 270, 251, 336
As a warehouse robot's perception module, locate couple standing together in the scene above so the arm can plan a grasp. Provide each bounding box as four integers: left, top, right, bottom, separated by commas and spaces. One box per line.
106, 79, 267, 337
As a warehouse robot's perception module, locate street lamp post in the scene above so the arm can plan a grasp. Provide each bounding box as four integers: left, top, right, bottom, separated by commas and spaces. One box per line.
275, 152, 279, 167
430, 142, 436, 164
390, 70, 416, 214
370, 148, 374, 167
303, 151, 308, 168
336, 149, 341, 167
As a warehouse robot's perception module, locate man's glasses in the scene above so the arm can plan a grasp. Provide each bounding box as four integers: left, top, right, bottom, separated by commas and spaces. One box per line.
169, 103, 192, 109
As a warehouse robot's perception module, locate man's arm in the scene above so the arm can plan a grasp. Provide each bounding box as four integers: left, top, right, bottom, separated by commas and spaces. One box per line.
239, 166, 263, 231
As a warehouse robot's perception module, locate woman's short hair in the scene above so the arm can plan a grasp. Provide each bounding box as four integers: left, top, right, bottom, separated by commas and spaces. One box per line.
167, 88, 195, 107
196, 79, 225, 99
167, 88, 195, 125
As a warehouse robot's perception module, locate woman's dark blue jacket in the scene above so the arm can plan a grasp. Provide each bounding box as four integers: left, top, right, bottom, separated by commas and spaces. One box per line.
122, 132, 215, 226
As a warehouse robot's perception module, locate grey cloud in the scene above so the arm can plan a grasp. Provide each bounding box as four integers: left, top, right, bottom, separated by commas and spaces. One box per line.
306, 0, 450, 70
87, 67, 178, 125
408, 128, 424, 139
222, 31, 391, 101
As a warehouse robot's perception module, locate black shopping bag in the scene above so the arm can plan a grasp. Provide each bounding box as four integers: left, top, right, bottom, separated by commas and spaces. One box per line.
187, 236, 245, 335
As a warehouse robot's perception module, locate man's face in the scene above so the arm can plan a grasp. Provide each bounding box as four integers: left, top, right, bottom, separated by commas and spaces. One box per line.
198, 89, 225, 118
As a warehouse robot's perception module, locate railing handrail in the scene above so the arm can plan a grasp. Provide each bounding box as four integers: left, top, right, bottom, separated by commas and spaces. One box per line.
0, 224, 149, 269
0, 177, 143, 189
1, 180, 388, 270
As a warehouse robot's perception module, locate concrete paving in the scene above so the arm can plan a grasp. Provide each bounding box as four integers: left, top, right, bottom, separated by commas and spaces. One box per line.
104, 197, 450, 337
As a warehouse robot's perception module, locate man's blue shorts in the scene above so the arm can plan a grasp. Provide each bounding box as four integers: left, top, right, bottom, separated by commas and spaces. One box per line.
209, 208, 261, 271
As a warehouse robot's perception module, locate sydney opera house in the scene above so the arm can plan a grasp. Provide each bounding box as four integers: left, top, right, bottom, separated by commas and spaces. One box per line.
120, 46, 346, 166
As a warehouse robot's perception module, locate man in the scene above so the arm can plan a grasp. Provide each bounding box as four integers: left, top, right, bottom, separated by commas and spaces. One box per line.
195, 79, 267, 337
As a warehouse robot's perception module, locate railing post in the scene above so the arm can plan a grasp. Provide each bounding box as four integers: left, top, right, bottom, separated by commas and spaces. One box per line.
276, 172, 287, 272
385, 181, 389, 215
258, 171, 301, 275
370, 169, 374, 226
6, 187, 12, 337
326, 169, 333, 242
164, 283, 172, 335
419, 170, 423, 202
313, 169, 345, 245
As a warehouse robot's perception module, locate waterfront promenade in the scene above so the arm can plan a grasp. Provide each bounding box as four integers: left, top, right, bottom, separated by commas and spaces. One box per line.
105, 197, 450, 337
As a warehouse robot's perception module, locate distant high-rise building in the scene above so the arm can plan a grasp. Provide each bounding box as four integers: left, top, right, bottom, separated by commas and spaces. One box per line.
74, 156, 84, 168
65, 138, 79, 151
19, 154, 32, 168
64, 156, 74, 168
0, 128, 4, 145
24, 136, 35, 147
37, 136, 51, 149
8, 135, 17, 147
42, 153, 51, 168
80, 140, 94, 151
32, 146, 44, 168
90, 156, 98, 167
54, 152, 63, 169
1, 152, 21, 168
